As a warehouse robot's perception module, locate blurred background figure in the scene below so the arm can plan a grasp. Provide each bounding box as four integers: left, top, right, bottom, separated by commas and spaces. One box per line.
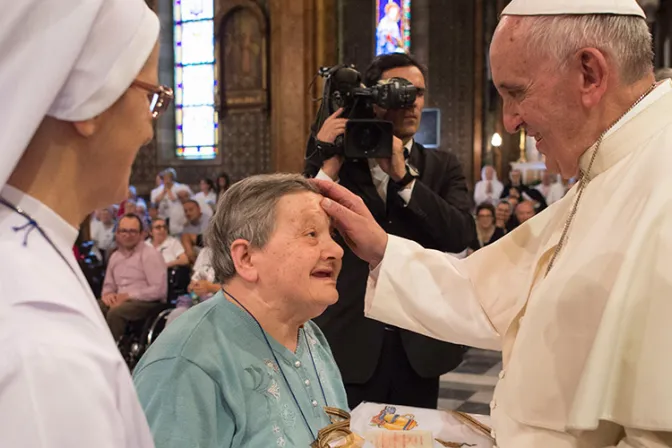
91, 206, 116, 262
495, 200, 514, 233
118, 185, 146, 217
473, 165, 503, 205
165, 247, 218, 326
500, 168, 530, 198
147, 217, 189, 269
148, 203, 160, 223
181, 199, 209, 264
151, 168, 191, 230
514, 200, 536, 225
193, 178, 216, 212
534, 170, 566, 205
468, 203, 505, 255
216, 172, 231, 203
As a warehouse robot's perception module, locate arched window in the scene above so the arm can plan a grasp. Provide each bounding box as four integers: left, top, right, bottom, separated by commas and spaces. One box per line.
173, 0, 218, 160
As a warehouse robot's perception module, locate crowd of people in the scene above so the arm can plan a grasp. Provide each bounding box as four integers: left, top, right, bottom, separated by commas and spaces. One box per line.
83, 168, 231, 341
468, 166, 577, 253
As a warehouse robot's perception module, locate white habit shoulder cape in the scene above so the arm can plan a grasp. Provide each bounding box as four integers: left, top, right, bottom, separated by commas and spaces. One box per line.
366, 82, 672, 437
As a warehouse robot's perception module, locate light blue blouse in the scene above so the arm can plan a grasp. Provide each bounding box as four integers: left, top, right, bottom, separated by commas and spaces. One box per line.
133, 291, 349, 447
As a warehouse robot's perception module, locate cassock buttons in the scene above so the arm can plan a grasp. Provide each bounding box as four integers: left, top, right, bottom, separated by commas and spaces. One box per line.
311, 400, 318, 407
295, 361, 301, 368
498, 370, 506, 379
304, 379, 310, 386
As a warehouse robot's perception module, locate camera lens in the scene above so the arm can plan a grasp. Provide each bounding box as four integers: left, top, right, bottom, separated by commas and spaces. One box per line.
353, 124, 382, 155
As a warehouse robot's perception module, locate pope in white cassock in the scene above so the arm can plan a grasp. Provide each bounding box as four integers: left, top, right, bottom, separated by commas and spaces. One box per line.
317, 0, 672, 447
0, 1, 169, 446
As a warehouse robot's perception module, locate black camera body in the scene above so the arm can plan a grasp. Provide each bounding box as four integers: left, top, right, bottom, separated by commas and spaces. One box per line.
312, 64, 417, 159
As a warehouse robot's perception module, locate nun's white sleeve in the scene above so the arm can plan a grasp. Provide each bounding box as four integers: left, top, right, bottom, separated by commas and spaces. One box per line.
0, 345, 136, 448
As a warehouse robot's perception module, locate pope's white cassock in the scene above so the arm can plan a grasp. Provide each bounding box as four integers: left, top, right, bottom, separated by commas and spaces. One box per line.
364, 47, 672, 448
0, 1, 157, 446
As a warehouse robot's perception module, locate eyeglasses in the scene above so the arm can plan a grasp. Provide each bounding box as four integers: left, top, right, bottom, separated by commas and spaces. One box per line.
152, 224, 167, 230
477, 214, 493, 219
131, 79, 174, 118
118, 228, 140, 235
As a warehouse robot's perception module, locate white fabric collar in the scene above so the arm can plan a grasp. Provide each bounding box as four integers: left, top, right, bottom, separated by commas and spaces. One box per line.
405, 138, 414, 154
1, 184, 78, 252
580, 80, 672, 179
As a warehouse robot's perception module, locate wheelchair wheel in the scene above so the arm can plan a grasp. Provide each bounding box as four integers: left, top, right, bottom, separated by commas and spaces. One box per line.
120, 306, 173, 371
146, 308, 173, 346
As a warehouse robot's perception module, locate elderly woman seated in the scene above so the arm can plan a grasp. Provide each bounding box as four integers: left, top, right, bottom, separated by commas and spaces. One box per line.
133, 173, 349, 447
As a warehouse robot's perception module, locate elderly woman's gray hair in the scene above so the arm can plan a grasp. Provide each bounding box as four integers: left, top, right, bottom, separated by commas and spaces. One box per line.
205, 173, 320, 283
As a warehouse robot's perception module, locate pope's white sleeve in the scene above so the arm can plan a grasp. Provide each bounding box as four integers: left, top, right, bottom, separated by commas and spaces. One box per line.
365, 235, 502, 351
0, 345, 133, 448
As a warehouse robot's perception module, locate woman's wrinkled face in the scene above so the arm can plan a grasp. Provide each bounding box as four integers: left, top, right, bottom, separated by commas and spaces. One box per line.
250, 192, 344, 319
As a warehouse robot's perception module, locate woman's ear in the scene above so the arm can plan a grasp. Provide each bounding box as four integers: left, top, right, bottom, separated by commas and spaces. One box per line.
230, 239, 258, 283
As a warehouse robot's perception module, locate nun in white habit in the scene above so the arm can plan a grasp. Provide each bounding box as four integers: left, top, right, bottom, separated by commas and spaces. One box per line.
317, 0, 672, 446
0, 1, 171, 447
473, 165, 504, 206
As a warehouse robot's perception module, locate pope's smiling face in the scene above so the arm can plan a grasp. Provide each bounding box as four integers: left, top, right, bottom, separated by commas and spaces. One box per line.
490, 17, 599, 178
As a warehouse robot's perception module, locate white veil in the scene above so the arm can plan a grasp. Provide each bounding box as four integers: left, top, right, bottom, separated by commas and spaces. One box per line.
0, 0, 159, 190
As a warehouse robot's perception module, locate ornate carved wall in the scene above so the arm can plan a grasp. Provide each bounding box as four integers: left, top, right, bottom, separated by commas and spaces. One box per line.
216, 1, 272, 179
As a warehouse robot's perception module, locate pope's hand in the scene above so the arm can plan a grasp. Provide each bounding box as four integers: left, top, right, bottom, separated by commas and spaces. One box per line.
313, 179, 388, 268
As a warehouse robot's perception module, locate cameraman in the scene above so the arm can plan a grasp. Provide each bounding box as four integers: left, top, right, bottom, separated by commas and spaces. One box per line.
305, 53, 476, 410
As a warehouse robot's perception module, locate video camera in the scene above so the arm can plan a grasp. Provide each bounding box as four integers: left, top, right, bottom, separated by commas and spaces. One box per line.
311, 64, 417, 159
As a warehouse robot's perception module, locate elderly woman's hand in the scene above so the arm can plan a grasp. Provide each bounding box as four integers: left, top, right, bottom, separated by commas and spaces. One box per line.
190, 280, 213, 297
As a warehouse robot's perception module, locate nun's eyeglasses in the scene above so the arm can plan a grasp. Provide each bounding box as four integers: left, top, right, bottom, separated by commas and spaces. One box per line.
131, 79, 174, 118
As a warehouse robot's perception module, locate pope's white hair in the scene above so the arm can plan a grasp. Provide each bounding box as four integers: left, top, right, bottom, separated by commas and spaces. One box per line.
519, 15, 653, 84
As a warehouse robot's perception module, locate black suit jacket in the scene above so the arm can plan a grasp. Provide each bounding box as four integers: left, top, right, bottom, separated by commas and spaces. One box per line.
305, 140, 477, 384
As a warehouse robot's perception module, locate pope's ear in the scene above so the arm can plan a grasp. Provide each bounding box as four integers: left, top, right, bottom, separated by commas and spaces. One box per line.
72, 117, 101, 137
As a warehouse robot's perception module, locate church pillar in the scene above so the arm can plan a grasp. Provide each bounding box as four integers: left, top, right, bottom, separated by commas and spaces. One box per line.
269, 0, 337, 173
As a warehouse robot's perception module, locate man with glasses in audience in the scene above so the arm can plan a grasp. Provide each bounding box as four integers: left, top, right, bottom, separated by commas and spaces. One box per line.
100, 214, 167, 342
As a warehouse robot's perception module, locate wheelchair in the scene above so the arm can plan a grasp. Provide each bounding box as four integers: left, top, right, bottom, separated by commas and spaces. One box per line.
77, 241, 106, 298
118, 265, 192, 370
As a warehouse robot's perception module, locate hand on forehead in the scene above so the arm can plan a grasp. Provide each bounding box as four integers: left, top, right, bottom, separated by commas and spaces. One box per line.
278, 191, 332, 229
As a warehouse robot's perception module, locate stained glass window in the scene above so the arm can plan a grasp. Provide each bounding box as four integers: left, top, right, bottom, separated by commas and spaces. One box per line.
174, 0, 218, 160
375, 0, 411, 56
